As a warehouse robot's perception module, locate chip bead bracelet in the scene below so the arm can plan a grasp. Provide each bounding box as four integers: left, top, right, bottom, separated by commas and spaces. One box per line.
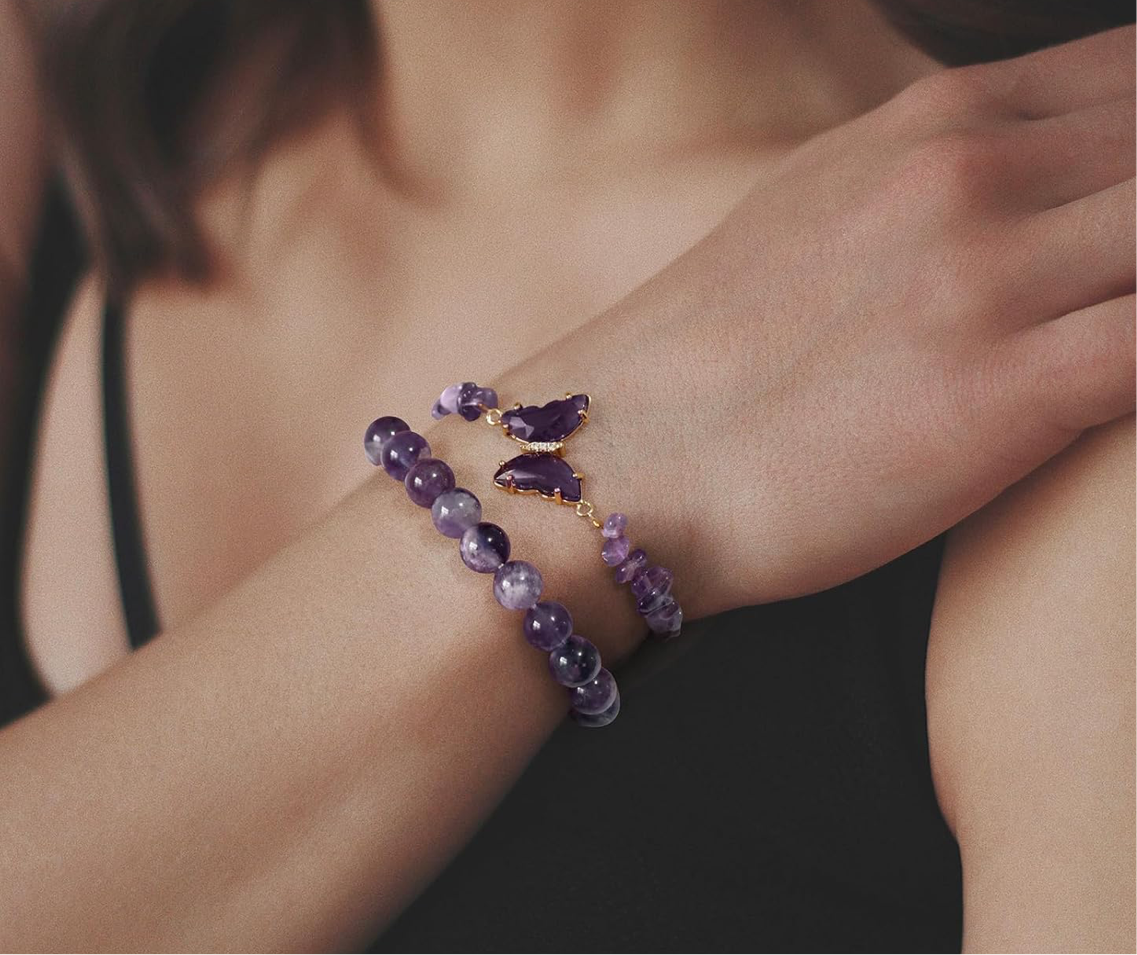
431, 383, 684, 639
364, 414, 621, 728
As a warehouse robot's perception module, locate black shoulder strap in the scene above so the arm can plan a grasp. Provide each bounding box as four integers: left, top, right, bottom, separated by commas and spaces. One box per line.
102, 299, 160, 647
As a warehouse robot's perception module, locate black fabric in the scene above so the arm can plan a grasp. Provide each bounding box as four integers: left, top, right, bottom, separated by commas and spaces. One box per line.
5, 191, 964, 952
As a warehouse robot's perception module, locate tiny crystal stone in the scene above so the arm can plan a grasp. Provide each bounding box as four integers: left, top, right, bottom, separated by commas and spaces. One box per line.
430, 488, 482, 538
631, 565, 673, 599
646, 598, 683, 635
364, 416, 409, 465
601, 512, 628, 539
379, 430, 430, 480
571, 692, 620, 728
570, 668, 618, 716
614, 548, 648, 584
548, 635, 602, 687
404, 457, 455, 507
459, 522, 511, 573
493, 560, 544, 611
601, 535, 631, 567
522, 600, 573, 651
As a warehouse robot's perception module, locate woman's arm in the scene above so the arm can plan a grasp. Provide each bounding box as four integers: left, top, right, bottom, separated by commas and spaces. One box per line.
928, 415, 1135, 952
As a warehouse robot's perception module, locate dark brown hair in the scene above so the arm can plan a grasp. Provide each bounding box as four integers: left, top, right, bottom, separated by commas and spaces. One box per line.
16, 0, 1135, 294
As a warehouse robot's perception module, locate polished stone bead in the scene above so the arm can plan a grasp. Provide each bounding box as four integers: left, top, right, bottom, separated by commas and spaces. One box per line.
614, 548, 647, 584
501, 394, 590, 443
431, 383, 464, 419
493, 560, 544, 611
459, 522, 511, 573
571, 692, 620, 728
645, 598, 683, 635
601, 512, 628, 539
601, 535, 631, 567
548, 634, 601, 687
430, 488, 482, 538
493, 453, 582, 503
404, 457, 455, 507
570, 668, 617, 715
523, 600, 573, 651
631, 564, 673, 599
457, 382, 483, 421
364, 416, 409, 465
379, 430, 430, 480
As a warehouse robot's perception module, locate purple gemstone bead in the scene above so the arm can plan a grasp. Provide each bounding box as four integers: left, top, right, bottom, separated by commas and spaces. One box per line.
379, 430, 431, 480
548, 634, 601, 687
493, 560, 544, 611
457, 382, 482, 421
570, 668, 617, 716
364, 416, 409, 465
631, 565, 673, 599
432, 383, 464, 419
601, 535, 631, 567
614, 548, 647, 584
571, 692, 620, 728
522, 600, 573, 651
404, 457, 455, 507
430, 488, 482, 538
459, 522, 511, 573
601, 513, 628, 539
645, 598, 683, 636
477, 387, 499, 411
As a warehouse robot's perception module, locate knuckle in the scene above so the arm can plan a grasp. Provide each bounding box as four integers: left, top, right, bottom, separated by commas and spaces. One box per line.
895, 66, 991, 119
899, 131, 1005, 210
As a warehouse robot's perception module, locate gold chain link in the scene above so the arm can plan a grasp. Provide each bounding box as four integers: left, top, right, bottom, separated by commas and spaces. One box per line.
574, 499, 604, 530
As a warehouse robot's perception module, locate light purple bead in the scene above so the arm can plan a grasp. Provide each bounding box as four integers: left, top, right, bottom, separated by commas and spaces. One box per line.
459, 522, 511, 573
522, 600, 573, 651
432, 383, 464, 419
379, 430, 431, 480
364, 416, 409, 465
601, 535, 631, 567
614, 548, 647, 584
404, 457, 455, 507
645, 598, 683, 636
431, 488, 481, 538
571, 692, 620, 728
548, 635, 601, 687
631, 565, 673, 599
570, 668, 617, 716
601, 513, 628, 539
493, 560, 544, 610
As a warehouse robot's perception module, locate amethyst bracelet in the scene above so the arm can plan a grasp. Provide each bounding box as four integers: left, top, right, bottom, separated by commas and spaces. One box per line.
431, 383, 683, 639
364, 414, 620, 727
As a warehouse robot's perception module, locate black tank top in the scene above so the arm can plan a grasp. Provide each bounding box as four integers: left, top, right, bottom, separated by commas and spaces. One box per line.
3, 189, 963, 951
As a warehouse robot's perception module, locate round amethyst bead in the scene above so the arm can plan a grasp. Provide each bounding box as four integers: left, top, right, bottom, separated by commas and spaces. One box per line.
548, 635, 602, 687
522, 600, 573, 652
614, 548, 647, 584
570, 668, 617, 716
601, 512, 628, 539
379, 430, 431, 480
645, 598, 683, 635
431, 488, 482, 538
493, 560, 544, 611
601, 535, 631, 567
571, 692, 620, 728
364, 416, 409, 466
459, 522, 511, 573
404, 457, 455, 507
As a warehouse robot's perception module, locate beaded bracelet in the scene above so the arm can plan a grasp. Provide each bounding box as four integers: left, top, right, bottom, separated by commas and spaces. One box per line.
364, 414, 621, 727
430, 382, 683, 639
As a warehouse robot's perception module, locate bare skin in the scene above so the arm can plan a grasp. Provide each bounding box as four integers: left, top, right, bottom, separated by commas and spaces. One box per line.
6, 1, 1135, 949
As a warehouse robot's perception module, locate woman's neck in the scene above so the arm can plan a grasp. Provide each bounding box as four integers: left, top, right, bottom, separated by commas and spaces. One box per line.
370, 0, 935, 198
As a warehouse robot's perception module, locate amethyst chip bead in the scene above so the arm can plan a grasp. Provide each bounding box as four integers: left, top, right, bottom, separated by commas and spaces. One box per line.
404, 457, 455, 507
522, 600, 573, 651
548, 635, 602, 687
493, 560, 544, 611
614, 548, 647, 584
601, 512, 627, 539
601, 535, 631, 567
364, 416, 409, 465
645, 598, 683, 635
459, 522, 511, 573
431, 488, 482, 538
570, 668, 617, 716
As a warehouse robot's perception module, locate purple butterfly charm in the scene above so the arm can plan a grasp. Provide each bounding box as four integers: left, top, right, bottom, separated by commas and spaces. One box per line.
493, 453, 584, 503
490, 393, 590, 503
501, 394, 590, 446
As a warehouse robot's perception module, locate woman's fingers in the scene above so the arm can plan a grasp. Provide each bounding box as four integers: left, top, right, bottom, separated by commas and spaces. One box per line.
1011, 293, 1136, 432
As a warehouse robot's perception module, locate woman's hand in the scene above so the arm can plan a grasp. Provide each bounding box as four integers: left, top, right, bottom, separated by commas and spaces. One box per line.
473, 25, 1134, 618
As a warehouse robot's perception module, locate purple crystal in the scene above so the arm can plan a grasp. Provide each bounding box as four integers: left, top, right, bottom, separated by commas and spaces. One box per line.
601, 513, 627, 539
493, 560, 544, 610
459, 522, 510, 573
631, 565, 673, 599
404, 457, 455, 507
379, 431, 431, 480
431, 383, 464, 420
457, 382, 483, 421
571, 692, 620, 728
601, 535, 631, 567
645, 598, 683, 636
431, 488, 482, 538
501, 394, 589, 443
570, 668, 617, 716
548, 635, 601, 687
614, 548, 647, 584
493, 454, 582, 503
364, 416, 409, 465
522, 600, 573, 651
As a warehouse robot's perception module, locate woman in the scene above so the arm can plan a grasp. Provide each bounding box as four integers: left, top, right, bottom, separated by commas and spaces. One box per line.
1, 1, 1133, 950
